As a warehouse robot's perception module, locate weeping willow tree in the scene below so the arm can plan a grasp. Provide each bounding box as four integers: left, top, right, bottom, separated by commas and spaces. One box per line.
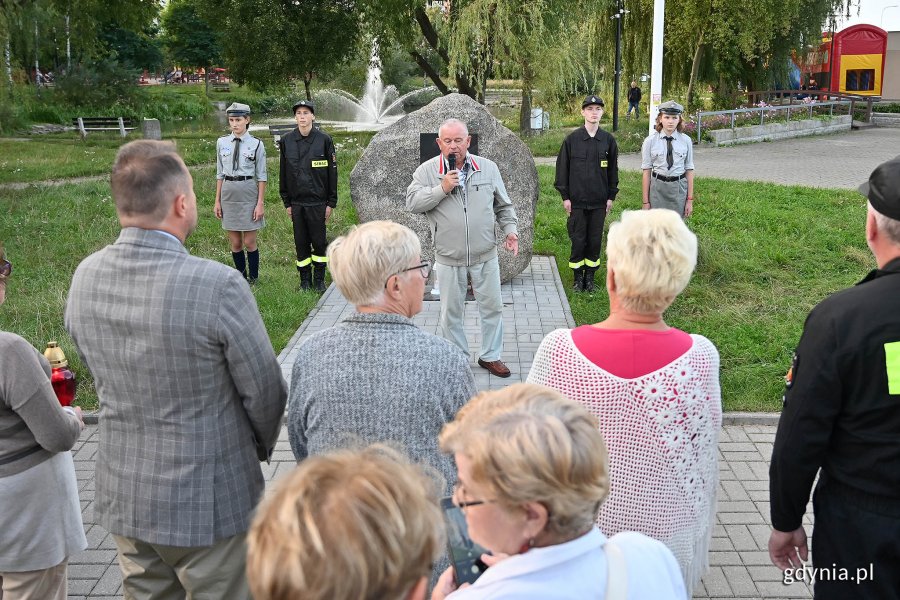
534, 0, 852, 111
446, 0, 576, 132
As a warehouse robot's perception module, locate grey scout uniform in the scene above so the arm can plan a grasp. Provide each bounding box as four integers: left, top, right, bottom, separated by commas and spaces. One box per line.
641, 130, 693, 215
216, 132, 267, 231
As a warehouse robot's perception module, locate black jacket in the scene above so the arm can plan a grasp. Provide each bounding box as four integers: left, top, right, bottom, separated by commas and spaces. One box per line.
554, 126, 619, 209
279, 128, 338, 207
627, 86, 642, 103
770, 257, 900, 531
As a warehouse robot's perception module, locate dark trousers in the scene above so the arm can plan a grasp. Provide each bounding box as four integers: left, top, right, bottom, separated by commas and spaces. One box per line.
811, 477, 900, 599
567, 207, 606, 269
290, 204, 328, 269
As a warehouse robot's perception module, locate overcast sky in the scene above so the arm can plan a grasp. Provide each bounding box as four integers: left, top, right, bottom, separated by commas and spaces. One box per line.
837, 0, 900, 30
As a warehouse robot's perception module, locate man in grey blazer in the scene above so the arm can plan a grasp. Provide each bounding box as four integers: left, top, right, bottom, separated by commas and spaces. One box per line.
65, 140, 287, 599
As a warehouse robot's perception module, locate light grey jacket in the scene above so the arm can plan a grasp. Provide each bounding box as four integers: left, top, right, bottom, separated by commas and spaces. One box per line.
65, 228, 287, 546
406, 153, 518, 267
288, 312, 476, 493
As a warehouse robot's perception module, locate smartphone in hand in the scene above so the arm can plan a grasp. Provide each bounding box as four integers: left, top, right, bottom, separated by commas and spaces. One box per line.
441, 496, 490, 586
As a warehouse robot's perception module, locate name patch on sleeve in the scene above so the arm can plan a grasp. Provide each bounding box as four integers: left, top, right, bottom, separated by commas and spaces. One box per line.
885, 341, 900, 395
311, 160, 329, 167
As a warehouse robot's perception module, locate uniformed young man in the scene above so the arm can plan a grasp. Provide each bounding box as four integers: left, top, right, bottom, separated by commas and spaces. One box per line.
279, 99, 338, 292
554, 95, 619, 292
641, 100, 695, 218
768, 156, 900, 599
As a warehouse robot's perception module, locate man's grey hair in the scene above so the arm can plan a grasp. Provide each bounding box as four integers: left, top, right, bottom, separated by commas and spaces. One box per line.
438, 119, 469, 138
871, 202, 900, 246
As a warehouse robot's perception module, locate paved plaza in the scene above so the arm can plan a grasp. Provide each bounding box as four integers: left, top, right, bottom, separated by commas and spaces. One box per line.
68, 254, 814, 599
536, 125, 900, 190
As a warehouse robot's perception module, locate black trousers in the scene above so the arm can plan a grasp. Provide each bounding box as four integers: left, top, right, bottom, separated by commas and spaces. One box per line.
290, 204, 328, 268
567, 207, 606, 269
810, 477, 900, 599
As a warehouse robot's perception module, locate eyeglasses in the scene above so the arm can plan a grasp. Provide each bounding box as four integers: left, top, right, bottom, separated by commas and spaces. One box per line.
453, 482, 494, 515
0, 259, 10, 278
384, 262, 431, 288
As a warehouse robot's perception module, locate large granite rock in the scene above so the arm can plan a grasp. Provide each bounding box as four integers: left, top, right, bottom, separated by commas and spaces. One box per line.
349, 93, 537, 283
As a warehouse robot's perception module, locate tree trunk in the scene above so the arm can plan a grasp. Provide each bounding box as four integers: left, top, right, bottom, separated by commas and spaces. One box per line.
410, 50, 450, 94
204, 69, 209, 95
686, 29, 705, 108
413, 6, 477, 98
4, 38, 12, 89
65, 13, 70, 72
519, 62, 534, 135
303, 73, 313, 100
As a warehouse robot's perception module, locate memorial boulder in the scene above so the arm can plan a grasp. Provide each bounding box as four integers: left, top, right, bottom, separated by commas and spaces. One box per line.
350, 93, 537, 282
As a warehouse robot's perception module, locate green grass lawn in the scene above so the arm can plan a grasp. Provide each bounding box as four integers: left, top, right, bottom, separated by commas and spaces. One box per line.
0, 134, 870, 412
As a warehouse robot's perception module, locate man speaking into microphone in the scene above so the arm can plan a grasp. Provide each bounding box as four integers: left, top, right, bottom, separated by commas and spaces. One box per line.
406, 118, 519, 378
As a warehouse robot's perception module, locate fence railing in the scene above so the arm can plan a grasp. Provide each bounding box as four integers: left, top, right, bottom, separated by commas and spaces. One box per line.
746, 90, 876, 120
695, 100, 853, 143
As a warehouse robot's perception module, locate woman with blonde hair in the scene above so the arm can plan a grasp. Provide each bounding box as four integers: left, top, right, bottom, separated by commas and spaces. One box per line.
247, 445, 444, 600
527, 209, 721, 595
432, 383, 686, 599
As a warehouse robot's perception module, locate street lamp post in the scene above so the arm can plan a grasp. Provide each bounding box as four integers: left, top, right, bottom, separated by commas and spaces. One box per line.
881, 5, 898, 28
611, 0, 628, 132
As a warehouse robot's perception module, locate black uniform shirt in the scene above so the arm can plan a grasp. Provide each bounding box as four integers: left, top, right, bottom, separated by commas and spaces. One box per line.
279, 128, 338, 208
770, 256, 900, 532
554, 126, 619, 209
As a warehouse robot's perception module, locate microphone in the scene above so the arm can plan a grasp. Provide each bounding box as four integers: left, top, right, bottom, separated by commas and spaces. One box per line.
448, 153, 456, 172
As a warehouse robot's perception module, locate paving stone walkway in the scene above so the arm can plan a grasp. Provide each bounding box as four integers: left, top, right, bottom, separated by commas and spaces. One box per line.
66, 254, 814, 599
535, 125, 900, 190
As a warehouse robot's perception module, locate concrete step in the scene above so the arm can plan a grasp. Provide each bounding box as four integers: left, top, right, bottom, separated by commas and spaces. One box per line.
852, 119, 876, 130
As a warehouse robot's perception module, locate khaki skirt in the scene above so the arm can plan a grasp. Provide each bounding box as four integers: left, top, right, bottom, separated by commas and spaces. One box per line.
221, 178, 264, 231
649, 176, 688, 217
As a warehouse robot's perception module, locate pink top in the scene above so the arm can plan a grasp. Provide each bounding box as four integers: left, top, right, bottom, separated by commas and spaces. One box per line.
570, 325, 693, 378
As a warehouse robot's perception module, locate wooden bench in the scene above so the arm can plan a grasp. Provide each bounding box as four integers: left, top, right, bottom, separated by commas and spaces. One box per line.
73, 117, 136, 139
210, 82, 231, 93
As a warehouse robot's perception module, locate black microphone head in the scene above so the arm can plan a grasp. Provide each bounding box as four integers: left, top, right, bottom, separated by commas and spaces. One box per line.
448, 154, 456, 171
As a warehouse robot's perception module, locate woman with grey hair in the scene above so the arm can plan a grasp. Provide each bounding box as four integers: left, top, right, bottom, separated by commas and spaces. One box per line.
527, 210, 721, 595
287, 220, 476, 495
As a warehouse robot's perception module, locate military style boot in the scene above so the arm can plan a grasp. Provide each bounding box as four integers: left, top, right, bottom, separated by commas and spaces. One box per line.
583, 268, 596, 293
298, 267, 312, 291
572, 268, 584, 292
313, 264, 327, 293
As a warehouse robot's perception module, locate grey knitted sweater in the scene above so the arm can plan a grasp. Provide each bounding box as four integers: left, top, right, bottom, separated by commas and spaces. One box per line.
287, 312, 476, 493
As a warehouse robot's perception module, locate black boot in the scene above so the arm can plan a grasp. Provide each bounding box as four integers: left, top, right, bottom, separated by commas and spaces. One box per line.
583, 268, 595, 293
298, 267, 312, 291
231, 251, 247, 279
247, 249, 259, 284
313, 264, 327, 293
572, 268, 584, 292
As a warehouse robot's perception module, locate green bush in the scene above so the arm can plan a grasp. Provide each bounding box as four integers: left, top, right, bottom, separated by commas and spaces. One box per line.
54, 60, 147, 115
0, 100, 30, 134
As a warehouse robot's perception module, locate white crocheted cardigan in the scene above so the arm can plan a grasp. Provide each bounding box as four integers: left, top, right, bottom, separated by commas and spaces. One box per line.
527, 328, 721, 595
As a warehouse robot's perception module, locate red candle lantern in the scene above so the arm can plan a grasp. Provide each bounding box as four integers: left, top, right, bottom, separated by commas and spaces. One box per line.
43, 341, 77, 407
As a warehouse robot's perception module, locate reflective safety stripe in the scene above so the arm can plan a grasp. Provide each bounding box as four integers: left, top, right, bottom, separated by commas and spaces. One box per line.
568, 260, 585, 269
311, 255, 328, 263
296, 258, 312, 268
584, 258, 601, 268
